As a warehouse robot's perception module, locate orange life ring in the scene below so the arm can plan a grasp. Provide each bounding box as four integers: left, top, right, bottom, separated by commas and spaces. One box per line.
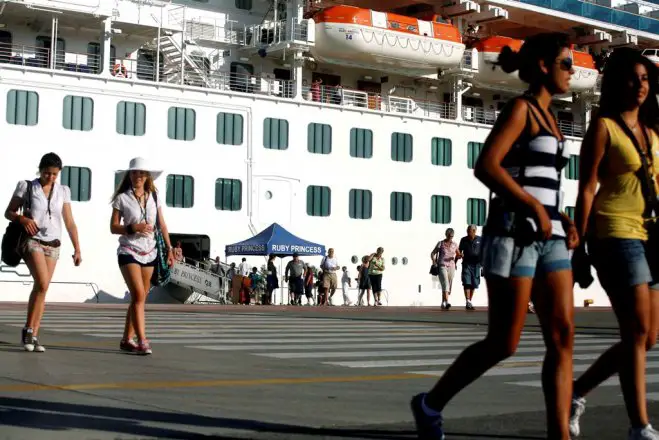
112, 63, 127, 78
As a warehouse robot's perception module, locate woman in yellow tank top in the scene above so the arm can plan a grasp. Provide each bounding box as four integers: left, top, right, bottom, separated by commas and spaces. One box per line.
572, 48, 659, 440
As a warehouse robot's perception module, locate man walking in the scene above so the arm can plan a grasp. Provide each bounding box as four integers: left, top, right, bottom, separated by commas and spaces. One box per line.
285, 253, 306, 305
458, 225, 482, 310
321, 248, 339, 306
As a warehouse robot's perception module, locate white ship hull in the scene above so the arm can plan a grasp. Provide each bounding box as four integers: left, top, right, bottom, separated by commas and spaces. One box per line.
0, 66, 607, 308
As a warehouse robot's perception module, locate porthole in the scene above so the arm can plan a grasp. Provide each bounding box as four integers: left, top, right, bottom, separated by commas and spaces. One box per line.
264, 190, 273, 200
402, 257, 408, 265
351, 255, 358, 264
392, 257, 398, 265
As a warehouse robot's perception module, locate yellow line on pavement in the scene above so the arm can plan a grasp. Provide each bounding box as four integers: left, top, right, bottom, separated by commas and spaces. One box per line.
0, 373, 435, 393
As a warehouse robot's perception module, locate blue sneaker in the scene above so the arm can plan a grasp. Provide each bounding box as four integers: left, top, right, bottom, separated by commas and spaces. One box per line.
410, 392, 445, 440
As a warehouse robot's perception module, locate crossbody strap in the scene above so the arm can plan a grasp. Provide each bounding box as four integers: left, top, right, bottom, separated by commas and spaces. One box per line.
612, 115, 657, 218
152, 190, 161, 228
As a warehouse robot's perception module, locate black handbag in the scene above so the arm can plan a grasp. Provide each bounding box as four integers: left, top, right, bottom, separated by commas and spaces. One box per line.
1, 180, 33, 267
429, 263, 439, 276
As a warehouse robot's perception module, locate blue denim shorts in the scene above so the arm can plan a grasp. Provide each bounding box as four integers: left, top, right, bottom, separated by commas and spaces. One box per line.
461, 264, 481, 289
589, 238, 659, 291
482, 236, 571, 279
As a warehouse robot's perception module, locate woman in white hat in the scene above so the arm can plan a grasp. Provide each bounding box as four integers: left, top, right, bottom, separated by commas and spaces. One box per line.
111, 157, 174, 355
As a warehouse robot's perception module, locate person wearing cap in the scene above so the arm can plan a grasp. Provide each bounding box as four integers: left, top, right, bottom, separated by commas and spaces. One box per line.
321, 248, 339, 306
111, 157, 174, 355
285, 252, 306, 305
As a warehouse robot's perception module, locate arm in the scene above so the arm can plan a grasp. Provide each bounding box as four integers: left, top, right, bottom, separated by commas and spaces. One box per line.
5, 182, 39, 236
474, 99, 546, 216
575, 118, 608, 240
430, 244, 439, 261
62, 203, 81, 265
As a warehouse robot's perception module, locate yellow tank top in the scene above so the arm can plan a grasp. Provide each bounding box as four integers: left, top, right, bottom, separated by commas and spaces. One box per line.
593, 118, 659, 240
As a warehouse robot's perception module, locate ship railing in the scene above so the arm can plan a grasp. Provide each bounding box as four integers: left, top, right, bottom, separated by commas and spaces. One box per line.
244, 19, 312, 47
0, 43, 102, 74
462, 105, 498, 125
558, 119, 586, 137
185, 16, 246, 45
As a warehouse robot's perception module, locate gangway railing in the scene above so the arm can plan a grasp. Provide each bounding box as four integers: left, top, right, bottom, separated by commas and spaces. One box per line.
169, 260, 232, 303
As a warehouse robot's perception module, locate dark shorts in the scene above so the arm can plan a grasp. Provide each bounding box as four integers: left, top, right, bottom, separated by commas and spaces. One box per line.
369, 274, 382, 293
289, 276, 304, 294
462, 264, 481, 289
118, 253, 157, 268
590, 238, 659, 292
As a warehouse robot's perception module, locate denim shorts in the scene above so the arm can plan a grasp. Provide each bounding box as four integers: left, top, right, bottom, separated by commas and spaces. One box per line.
482, 236, 571, 278
462, 264, 481, 289
589, 238, 659, 291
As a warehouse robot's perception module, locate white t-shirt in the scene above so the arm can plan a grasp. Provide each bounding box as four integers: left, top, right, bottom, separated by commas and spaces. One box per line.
112, 190, 162, 264
341, 270, 351, 284
13, 179, 71, 242
322, 256, 339, 272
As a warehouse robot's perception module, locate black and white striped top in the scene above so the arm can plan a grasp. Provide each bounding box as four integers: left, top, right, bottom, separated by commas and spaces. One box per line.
497, 97, 569, 238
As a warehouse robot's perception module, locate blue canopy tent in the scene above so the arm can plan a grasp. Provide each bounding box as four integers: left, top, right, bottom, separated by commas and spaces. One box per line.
225, 223, 326, 257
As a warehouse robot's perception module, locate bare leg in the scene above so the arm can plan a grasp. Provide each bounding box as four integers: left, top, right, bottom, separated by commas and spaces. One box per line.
24, 252, 58, 336
425, 275, 533, 410
120, 264, 152, 341
532, 269, 575, 440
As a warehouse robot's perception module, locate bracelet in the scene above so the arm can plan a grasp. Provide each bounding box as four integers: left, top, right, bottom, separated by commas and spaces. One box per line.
126, 224, 134, 234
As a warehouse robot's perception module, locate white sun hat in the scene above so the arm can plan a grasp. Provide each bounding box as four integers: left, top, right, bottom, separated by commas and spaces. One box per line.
117, 157, 163, 180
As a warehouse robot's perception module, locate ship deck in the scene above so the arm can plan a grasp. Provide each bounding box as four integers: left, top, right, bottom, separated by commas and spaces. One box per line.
0, 303, 655, 440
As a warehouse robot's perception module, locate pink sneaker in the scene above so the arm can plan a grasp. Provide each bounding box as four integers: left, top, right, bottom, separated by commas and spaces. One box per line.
120, 338, 138, 352
136, 340, 152, 355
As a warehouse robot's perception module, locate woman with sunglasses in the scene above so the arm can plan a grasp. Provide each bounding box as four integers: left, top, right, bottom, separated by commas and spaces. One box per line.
411, 32, 577, 440
569, 48, 659, 440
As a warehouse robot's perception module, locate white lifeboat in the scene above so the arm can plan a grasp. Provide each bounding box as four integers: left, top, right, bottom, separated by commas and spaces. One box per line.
473, 36, 599, 92
310, 6, 465, 72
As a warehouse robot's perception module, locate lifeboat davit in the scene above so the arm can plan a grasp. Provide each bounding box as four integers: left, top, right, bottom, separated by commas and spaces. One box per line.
473, 36, 599, 92
310, 6, 465, 72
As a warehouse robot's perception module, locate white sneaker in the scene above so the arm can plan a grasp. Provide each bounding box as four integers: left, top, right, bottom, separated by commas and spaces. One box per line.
569, 396, 586, 437
629, 424, 659, 440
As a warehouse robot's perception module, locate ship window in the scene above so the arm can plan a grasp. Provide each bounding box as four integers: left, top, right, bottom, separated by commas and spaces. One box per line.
390, 192, 412, 222
116, 101, 146, 136
217, 112, 244, 145
565, 206, 575, 221
467, 198, 487, 226
431, 195, 451, 224
87, 42, 102, 74
565, 155, 579, 180
308, 123, 332, 154
263, 118, 289, 150
114, 171, 124, 190
407, 25, 417, 32
167, 107, 196, 141
36, 36, 64, 69
391, 132, 413, 162
350, 128, 373, 158
390, 22, 400, 29
349, 189, 372, 220
235, 0, 252, 10
431, 137, 452, 166
467, 141, 484, 169
166, 174, 194, 208
62, 95, 94, 131
6, 89, 39, 126
61, 166, 92, 202
307, 185, 331, 217
215, 178, 242, 211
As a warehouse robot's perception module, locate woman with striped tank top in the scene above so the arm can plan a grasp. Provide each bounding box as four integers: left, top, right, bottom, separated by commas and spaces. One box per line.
411, 33, 578, 440
569, 48, 659, 440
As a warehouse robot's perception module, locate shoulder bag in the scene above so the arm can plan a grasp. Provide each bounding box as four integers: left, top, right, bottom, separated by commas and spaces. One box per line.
150, 191, 171, 287
1, 180, 33, 267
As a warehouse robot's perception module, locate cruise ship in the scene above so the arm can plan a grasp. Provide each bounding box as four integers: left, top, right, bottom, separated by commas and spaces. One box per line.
0, 0, 652, 307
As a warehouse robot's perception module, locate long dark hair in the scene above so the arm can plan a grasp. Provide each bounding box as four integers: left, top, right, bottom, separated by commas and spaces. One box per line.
497, 32, 571, 87
111, 172, 157, 203
598, 48, 659, 133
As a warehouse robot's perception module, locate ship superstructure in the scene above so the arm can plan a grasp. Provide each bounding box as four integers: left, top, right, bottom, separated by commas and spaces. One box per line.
0, 0, 655, 306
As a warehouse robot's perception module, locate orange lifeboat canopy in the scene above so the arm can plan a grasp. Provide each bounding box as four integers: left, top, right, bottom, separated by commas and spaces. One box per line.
313, 6, 462, 44
473, 36, 523, 54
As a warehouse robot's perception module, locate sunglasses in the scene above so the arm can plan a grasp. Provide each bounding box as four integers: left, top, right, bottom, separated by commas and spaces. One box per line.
557, 57, 573, 71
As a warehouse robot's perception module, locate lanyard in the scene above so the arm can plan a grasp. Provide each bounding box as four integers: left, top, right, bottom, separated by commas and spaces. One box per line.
132, 189, 149, 222
41, 182, 54, 220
